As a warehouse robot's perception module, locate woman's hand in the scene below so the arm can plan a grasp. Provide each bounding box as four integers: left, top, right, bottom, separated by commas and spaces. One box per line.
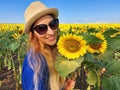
64, 79, 76, 90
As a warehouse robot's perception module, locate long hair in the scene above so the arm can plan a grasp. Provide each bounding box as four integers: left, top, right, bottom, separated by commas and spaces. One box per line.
27, 18, 65, 90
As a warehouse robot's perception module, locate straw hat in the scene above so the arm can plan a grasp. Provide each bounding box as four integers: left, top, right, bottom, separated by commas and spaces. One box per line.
24, 1, 58, 34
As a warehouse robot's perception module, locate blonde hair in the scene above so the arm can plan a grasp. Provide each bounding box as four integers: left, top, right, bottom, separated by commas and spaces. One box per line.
27, 32, 64, 90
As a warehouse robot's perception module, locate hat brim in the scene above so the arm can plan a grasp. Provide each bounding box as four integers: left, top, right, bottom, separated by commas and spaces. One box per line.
24, 8, 58, 34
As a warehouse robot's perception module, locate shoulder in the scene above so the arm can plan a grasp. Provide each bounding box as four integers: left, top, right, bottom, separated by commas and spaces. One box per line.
22, 49, 47, 75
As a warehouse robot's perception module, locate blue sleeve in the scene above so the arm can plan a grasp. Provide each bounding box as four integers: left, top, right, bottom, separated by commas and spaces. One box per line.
22, 50, 50, 90
22, 54, 34, 90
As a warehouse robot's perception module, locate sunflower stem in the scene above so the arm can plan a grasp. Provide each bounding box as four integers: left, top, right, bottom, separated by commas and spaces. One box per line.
97, 70, 101, 90
81, 63, 85, 90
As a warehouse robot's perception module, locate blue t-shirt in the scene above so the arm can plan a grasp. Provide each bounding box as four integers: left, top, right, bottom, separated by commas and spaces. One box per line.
22, 50, 50, 90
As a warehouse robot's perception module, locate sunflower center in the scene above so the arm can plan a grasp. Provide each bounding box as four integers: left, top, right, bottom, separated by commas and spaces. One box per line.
64, 39, 80, 52
19, 30, 23, 35
90, 43, 101, 49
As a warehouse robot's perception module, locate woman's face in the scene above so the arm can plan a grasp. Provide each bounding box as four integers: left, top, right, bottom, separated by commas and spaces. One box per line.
33, 15, 58, 46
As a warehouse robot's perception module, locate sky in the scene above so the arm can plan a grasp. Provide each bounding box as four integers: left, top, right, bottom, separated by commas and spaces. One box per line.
0, 0, 120, 23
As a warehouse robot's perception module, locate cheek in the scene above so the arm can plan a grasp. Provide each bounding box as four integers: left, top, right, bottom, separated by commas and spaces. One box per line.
46, 35, 57, 45
39, 38, 56, 46
38, 37, 46, 44
34, 31, 46, 43
54, 30, 58, 39
36, 31, 58, 45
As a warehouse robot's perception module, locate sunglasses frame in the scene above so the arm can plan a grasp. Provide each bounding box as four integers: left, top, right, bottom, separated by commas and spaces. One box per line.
31, 18, 59, 35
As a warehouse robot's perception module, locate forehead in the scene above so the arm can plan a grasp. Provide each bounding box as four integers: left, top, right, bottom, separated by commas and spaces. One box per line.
35, 15, 53, 24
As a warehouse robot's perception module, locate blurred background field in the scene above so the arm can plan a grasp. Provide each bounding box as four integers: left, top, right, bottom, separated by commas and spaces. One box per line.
0, 23, 120, 90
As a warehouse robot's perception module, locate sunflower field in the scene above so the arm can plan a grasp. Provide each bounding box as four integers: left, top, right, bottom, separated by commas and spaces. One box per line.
0, 23, 120, 90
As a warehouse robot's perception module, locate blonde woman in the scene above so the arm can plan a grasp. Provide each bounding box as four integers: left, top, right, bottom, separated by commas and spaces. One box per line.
22, 1, 75, 90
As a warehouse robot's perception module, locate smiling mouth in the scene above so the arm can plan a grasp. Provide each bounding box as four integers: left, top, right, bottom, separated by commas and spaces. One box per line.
48, 36, 56, 41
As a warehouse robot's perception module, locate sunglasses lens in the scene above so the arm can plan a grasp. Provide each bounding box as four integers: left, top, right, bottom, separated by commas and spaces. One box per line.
33, 19, 59, 35
49, 19, 59, 30
34, 24, 47, 34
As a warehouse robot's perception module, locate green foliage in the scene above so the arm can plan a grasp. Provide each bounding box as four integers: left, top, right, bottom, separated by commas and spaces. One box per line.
103, 28, 119, 38
86, 70, 98, 86
107, 37, 120, 50
54, 55, 83, 77
56, 26, 120, 90
0, 29, 28, 88
99, 48, 114, 62
87, 28, 99, 33
102, 76, 120, 90
0, 24, 120, 90
106, 60, 120, 75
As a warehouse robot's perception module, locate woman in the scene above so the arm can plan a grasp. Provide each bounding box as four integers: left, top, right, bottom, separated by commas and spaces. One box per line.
22, 1, 75, 90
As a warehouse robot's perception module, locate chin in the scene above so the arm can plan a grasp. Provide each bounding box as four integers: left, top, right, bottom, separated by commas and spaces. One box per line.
49, 42, 56, 46
48, 40, 56, 46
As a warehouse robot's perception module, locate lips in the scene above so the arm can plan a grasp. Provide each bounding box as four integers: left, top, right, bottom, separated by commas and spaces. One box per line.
47, 36, 56, 41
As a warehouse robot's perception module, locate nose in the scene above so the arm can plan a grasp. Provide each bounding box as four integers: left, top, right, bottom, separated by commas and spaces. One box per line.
47, 26, 55, 35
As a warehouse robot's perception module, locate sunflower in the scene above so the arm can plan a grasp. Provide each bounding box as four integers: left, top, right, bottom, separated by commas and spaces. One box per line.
18, 29, 23, 35
57, 34, 87, 59
12, 33, 19, 40
87, 33, 107, 54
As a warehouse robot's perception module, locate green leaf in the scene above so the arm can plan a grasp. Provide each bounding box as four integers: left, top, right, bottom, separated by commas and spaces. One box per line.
87, 86, 91, 90
8, 58, 12, 70
84, 34, 103, 44
102, 76, 120, 90
107, 37, 120, 50
99, 48, 114, 62
84, 53, 94, 61
84, 53, 105, 68
87, 28, 98, 33
86, 70, 97, 86
54, 57, 83, 78
9, 41, 20, 52
106, 60, 120, 75
103, 28, 119, 38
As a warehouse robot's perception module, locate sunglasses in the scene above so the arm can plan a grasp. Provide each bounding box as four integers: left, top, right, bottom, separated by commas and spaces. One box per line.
32, 18, 59, 35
